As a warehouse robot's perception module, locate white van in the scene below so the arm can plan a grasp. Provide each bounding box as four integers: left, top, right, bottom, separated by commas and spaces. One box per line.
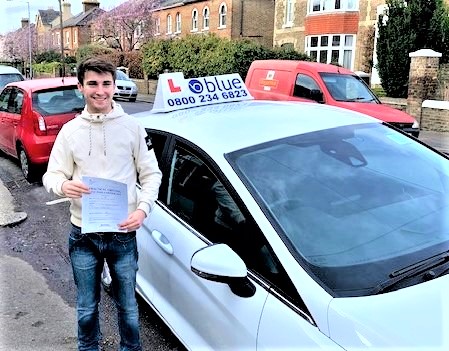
0, 65, 25, 91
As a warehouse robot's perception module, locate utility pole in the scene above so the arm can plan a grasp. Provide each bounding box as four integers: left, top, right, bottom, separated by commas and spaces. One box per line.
27, 1, 32, 78
59, 0, 65, 77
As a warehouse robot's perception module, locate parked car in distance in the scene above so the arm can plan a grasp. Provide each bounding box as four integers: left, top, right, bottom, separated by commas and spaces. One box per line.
104, 72, 449, 350
114, 69, 138, 102
245, 60, 420, 137
0, 77, 84, 181
0, 65, 24, 91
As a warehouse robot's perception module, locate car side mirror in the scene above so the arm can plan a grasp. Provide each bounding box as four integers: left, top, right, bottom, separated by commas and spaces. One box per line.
310, 89, 324, 103
191, 243, 256, 298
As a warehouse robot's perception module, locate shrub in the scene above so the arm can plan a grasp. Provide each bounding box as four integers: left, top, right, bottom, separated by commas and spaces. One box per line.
76, 44, 114, 62
141, 34, 309, 80
34, 50, 61, 64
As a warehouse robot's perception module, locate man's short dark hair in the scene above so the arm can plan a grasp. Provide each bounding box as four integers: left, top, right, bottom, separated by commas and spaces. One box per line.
77, 58, 116, 85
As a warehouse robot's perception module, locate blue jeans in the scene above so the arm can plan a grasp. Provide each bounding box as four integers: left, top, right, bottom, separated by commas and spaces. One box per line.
69, 224, 141, 351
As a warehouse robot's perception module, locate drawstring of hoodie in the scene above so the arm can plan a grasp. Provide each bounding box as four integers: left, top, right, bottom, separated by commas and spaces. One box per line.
88, 115, 107, 156
102, 123, 107, 156
89, 123, 92, 156
80, 102, 123, 157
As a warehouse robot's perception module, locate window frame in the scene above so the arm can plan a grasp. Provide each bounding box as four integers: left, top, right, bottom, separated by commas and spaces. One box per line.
307, 0, 358, 13
283, 0, 294, 28
203, 7, 210, 30
305, 34, 356, 70
175, 12, 182, 33
191, 8, 199, 32
218, 3, 227, 28
155, 17, 161, 35
166, 14, 172, 34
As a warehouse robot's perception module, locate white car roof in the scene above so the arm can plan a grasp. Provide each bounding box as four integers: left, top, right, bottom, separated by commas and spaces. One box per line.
0, 65, 22, 75
134, 99, 379, 156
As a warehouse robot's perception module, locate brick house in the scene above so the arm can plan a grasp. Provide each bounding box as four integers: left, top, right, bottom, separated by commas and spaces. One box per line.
153, 0, 275, 48
51, 0, 105, 57
273, 0, 383, 77
35, 8, 62, 53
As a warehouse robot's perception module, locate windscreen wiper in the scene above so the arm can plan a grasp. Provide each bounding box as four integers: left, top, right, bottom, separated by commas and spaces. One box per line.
371, 250, 449, 294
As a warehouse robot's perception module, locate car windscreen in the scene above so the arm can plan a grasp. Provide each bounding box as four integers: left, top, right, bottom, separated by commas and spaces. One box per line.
116, 70, 131, 81
228, 123, 449, 297
0, 73, 24, 89
32, 86, 85, 116
320, 72, 378, 103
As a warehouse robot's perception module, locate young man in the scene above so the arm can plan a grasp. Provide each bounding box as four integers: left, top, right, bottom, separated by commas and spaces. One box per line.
43, 58, 162, 351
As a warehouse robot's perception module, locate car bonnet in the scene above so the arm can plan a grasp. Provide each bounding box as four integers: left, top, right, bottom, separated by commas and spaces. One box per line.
327, 274, 449, 349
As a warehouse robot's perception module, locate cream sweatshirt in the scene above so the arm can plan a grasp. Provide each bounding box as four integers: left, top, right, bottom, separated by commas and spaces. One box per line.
42, 101, 162, 228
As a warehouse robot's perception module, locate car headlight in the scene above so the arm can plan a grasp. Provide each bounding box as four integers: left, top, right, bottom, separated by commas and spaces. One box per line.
412, 119, 420, 129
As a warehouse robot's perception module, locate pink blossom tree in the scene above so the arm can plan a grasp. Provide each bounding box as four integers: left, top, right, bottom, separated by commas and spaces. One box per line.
92, 0, 160, 52
4, 24, 37, 63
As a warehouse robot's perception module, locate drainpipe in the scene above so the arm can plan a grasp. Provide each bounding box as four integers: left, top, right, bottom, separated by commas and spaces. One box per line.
240, 0, 244, 37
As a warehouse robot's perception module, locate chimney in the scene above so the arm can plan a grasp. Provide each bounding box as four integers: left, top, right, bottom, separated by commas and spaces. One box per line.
21, 18, 29, 29
82, 0, 100, 13
62, 0, 72, 21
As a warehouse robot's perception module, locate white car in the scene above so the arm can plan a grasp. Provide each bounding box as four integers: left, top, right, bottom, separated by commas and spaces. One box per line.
111, 73, 449, 350
114, 69, 138, 102
0, 65, 24, 91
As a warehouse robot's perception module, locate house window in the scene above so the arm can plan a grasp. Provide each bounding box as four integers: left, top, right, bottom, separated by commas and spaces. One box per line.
308, 0, 358, 13
135, 22, 142, 38
155, 17, 160, 35
306, 34, 355, 69
175, 13, 181, 33
191, 9, 198, 31
57, 33, 60, 46
203, 7, 210, 30
65, 31, 70, 45
74, 30, 77, 44
167, 14, 172, 34
284, 0, 294, 27
219, 3, 227, 28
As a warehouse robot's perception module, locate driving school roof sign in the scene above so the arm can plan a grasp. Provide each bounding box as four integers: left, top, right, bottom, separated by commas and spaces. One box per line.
151, 72, 253, 113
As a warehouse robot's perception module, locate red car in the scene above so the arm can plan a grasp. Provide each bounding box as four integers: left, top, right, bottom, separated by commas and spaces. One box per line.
0, 77, 84, 181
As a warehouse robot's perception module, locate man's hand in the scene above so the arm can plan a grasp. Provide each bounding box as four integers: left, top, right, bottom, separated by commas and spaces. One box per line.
118, 209, 146, 232
62, 180, 90, 198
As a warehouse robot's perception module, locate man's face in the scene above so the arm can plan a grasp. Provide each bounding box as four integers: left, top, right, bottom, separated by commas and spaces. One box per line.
78, 70, 115, 114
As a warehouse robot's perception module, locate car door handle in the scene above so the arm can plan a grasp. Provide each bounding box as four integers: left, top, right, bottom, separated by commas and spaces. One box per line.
151, 230, 174, 255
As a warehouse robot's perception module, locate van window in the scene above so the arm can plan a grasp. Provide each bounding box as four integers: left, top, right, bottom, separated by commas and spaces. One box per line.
321, 73, 377, 102
293, 74, 322, 100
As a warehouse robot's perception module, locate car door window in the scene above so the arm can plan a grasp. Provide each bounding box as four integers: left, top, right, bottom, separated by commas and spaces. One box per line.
293, 74, 321, 100
0, 89, 12, 112
146, 130, 169, 163
163, 144, 303, 305
10, 89, 24, 114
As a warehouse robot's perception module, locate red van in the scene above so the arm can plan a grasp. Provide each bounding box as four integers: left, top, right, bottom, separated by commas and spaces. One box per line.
245, 60, 419, 137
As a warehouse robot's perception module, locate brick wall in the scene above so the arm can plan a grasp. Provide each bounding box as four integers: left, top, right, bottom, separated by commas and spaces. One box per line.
154, 0, 274, 47
305, 13, 359, 35
437, 63, 449, 101
406, 51, 443, 129
133, 79, 158, 95
420, 106, 449, 132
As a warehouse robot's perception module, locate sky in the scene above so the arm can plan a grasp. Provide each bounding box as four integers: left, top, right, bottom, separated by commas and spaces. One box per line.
1, 0, 127, 35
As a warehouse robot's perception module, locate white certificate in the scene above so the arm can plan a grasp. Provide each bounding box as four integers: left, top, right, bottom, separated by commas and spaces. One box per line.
81, 176, 128, 234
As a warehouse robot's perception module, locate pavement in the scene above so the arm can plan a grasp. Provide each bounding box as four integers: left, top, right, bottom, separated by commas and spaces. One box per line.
0, 92, 447, 350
